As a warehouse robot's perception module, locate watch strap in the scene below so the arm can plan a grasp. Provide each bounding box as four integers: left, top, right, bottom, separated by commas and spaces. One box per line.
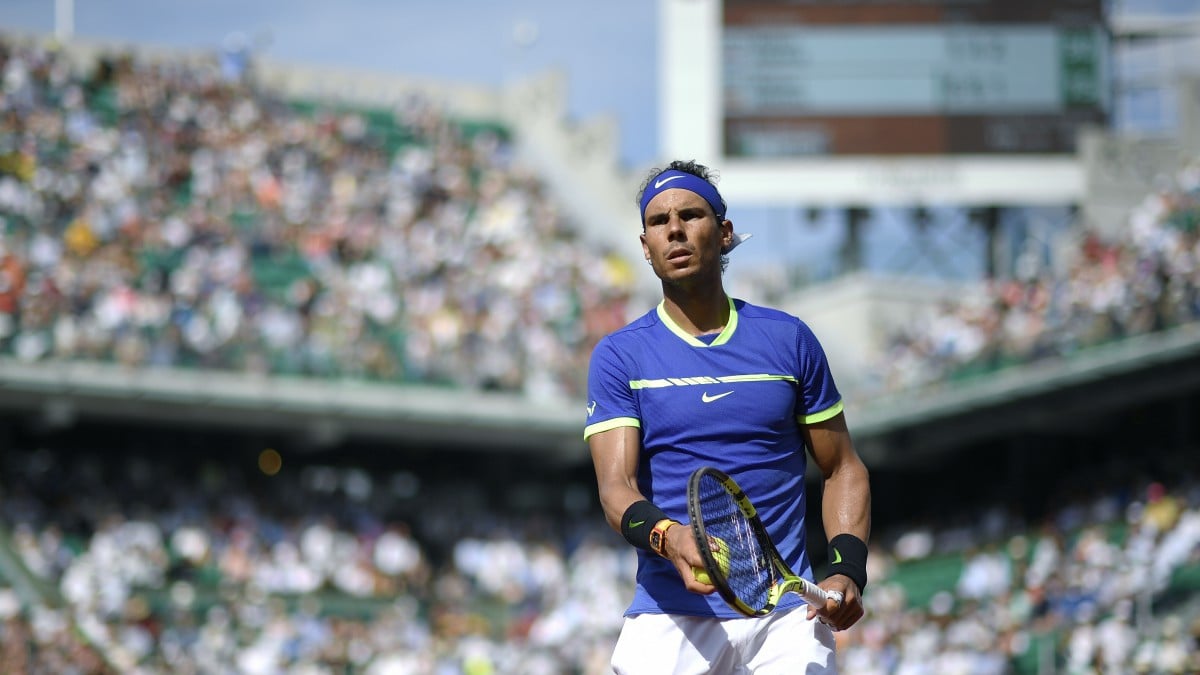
649, 519, 677, 558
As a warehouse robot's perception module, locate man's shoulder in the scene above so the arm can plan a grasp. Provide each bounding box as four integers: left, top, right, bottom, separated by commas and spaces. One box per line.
733, 298, 801, 325
589, 309, 661, 370
733, 298, 829, 344
601, 306, 661, 342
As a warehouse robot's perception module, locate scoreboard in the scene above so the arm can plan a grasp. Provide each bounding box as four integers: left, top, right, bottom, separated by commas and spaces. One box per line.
658, 0, 1111, 204
721, 1, 1110, 156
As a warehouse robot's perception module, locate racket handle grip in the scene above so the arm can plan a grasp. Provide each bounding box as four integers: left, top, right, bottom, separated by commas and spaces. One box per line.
799, 578, 829, 607
799, 579, 845, 608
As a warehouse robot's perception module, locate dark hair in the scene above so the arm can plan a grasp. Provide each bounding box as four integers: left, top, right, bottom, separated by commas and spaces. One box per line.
635, 159, 723, 214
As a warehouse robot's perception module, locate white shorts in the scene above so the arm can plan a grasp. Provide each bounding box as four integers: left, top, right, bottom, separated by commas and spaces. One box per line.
609, 608, 837, 675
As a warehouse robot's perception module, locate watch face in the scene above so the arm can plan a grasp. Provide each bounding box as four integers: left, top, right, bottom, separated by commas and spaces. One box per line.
650, 520, 673, 556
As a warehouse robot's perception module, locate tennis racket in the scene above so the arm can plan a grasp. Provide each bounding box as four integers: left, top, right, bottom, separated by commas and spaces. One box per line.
687, 466, 842, 617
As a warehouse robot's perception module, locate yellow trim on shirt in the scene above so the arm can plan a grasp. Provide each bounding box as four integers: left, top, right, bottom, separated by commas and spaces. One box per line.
655, 296, 739, 347
630, 374, 797, 389
798, 400, 843, 425
584, 417, 641, 441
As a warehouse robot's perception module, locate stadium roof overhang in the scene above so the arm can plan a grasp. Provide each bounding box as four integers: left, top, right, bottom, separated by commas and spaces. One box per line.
2, 322, 1199, 468
846, 322, 1200, 469
0, 359, 588, 462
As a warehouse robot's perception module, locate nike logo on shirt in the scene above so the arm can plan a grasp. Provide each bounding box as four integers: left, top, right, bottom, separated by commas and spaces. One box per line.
701, 391, 734, 403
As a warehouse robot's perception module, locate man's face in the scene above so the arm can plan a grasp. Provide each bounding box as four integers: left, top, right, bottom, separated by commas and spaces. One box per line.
640, 188, 731, 286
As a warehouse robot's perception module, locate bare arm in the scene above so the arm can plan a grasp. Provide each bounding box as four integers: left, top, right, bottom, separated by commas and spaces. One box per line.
588, 426, 712, 592
588, 426, 644, 533
803, 411, 871, 629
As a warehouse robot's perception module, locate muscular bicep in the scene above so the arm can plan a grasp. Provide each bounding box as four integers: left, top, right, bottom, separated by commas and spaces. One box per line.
588, 425, 644, 532
803, 412, 871, 540
803, 412, 857, 478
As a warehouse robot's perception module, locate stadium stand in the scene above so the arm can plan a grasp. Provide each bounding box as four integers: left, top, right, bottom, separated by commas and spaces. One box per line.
864, 157, 1200, 398
1, 30, 1199, 675
0, 34, 635, 402
1, 419, 1197, 673
0, 422, 632, 674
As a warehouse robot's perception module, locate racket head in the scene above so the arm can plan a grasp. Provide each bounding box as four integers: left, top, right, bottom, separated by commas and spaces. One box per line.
687, 466, 781, 617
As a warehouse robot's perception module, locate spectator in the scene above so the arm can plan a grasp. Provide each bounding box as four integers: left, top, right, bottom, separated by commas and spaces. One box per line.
0, 35, 633, 400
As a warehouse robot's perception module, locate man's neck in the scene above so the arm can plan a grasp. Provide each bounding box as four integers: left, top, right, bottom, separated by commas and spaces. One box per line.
660, 283, 729, 336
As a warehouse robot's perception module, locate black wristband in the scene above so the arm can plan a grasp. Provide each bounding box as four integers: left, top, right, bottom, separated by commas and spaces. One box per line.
827, 533, 869, 592
621, 500, 669, 551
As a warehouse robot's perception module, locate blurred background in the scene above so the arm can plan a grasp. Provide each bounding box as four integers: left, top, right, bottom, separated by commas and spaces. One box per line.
0, 0, 1198, 672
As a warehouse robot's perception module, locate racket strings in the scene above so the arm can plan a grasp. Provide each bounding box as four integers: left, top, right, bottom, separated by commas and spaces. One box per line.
694, 473, 776, 613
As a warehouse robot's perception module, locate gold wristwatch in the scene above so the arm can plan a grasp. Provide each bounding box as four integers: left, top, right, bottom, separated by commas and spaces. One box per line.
649, 519, 677, 558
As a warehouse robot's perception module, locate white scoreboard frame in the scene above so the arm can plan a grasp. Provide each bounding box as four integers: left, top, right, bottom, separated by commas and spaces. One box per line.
658, 0, 1088, 206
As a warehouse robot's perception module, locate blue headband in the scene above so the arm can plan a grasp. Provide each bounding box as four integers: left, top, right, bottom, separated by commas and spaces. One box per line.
639, 170, 727, 223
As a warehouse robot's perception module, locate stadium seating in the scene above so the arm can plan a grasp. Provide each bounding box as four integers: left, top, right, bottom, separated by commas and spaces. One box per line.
1, 32, 1199, 675
3, 33, 1198, 406
0, 34, 633, 401
865, 160, 1200, 398
2, 437, 1197, 673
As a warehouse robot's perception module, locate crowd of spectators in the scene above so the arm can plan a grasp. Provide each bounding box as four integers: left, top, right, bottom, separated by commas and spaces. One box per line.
3, 32, 1199, 406
1, 439, 1197, 674
839, 460, 1200, 674
3, 29, 1200, 675
869, 159, 1200, 395
0, 34, 634, 402
0, 441, 632, 674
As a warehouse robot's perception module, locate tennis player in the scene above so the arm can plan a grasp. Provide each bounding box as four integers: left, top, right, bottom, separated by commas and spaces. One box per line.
585, 159, 872, 673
